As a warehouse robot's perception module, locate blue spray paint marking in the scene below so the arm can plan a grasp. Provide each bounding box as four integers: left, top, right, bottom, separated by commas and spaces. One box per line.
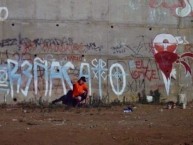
21, 61, 32, 96
49, 61, 65, 96
7, 59, 21, 98
34, 57, 49, 96
62, 62, 74, 90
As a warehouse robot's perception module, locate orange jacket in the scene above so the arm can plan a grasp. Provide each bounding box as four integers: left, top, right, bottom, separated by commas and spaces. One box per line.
72, 82, 88, 97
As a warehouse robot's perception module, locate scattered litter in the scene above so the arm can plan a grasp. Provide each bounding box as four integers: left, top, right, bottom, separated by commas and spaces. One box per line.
133, 106, 137, 109
123, 107, 133, 113
50, 119, 66, 126
6, 109, 12, 111
89, 124, 97, 129
89, 125, 94, 129
148, 122, 153, 127
50, 119, 64, 122
54, 121, 65, 126
23, 110, 27, 113
12, 119, 18, 122
118, 120, 127, 125
182, 104, 187, 109
18, 119, 25, 123
27, 122, 39, 126
160, 109, 163, 112
179, 94, 187, 109
146, 96, 153, 103
166, 101, 176, 109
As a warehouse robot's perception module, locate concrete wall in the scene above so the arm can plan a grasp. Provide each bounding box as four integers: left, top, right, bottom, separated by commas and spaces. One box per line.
0, 0, 193, 103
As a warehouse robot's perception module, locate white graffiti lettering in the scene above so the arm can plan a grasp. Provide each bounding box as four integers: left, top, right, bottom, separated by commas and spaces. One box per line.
0, 7, 8, 21
109, 63, 126, 96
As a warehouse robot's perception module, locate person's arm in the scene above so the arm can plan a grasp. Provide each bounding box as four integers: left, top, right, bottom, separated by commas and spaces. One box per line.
83, 84, 89, 104
83, 84, 88, 94
72, 83, 76, 98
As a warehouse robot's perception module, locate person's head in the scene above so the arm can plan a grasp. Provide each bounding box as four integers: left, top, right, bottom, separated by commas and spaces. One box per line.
78, 76, 86, 85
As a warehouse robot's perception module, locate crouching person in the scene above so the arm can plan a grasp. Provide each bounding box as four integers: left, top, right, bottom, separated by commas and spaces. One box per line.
72, 76, 88, 107
52, 76, 88, 107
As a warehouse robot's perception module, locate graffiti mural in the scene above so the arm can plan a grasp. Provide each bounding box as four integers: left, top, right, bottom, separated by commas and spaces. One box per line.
7, 57, 76, 98
126, 58, 161, 93
109, 63, 126, 96
91, 59, 108, 99
1, 32, 192, 102
110, 35, 152, 57
0, 65, 9, 102
176, 0, 193, 17
0, 36, 103, 54
153, 33, 193, 95
0, 6, 8, 21
129, 59, 158, 81
149, 0, 193, 17
0, 32, 164, 102
0, 53, 162, 102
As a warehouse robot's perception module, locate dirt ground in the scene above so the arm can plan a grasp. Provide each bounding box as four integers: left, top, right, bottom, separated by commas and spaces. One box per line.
0, 104, 193, 145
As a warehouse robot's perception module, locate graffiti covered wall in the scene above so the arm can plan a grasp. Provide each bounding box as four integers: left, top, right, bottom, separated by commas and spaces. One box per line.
0, 0, 193, 103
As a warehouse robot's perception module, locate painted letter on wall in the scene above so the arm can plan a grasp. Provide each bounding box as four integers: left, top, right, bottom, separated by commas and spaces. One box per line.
79, 62, 92, 96
92, 59, 107, 99
34, 57, 49, 96
21, 61, 32, 96
109, 63, 126, 96
0, 7, 8, 21
7, 59, 21, 98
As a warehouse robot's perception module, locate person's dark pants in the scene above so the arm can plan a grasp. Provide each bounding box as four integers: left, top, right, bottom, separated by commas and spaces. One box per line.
52, 90, 73, 105
72, 92, 87, 107
52, 90, 87, 107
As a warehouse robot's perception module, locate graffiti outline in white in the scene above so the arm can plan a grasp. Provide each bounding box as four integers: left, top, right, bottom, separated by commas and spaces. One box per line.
0, 7, 8, 21
34, 57, 49, 97
21, 61, 32, 97
109, 63, 126, 96
79, 62, 92, 96
49, 61, 66, 97
176, 0, 193, 17
0, 70, 8, 84
7, 59, 22, 98
175, 36, 189, 44
92, 59, 108, 99
62, 62, 74, 90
